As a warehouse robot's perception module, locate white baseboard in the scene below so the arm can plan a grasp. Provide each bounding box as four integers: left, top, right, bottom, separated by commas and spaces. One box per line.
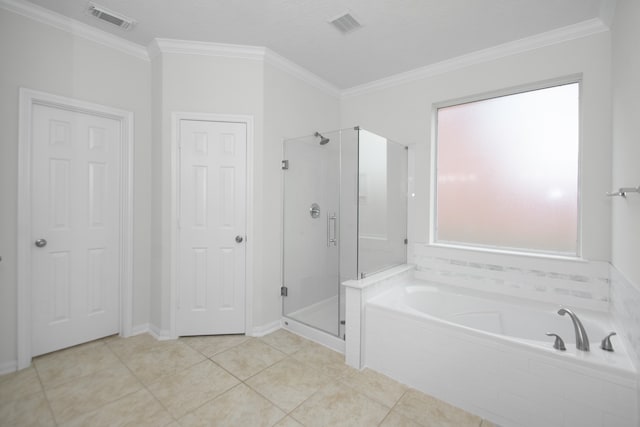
129, 323, 150, 337
148, 324, 174, 341
250, 320, 281, 337
0, 360, 18, 375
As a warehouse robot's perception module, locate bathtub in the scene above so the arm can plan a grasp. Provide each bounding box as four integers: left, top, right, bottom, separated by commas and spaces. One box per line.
361, 277, 638, 427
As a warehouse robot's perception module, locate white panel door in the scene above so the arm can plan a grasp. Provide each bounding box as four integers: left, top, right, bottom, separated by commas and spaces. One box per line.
177, 120, 246, 335
31, 104, 121, 356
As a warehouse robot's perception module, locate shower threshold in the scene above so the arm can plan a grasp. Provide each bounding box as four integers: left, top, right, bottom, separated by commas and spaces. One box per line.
282, 299, 345, 354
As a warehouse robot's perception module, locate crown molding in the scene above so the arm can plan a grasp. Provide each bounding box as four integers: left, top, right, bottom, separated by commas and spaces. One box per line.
149, 38, 340, 98
1, 0, 339, 97
263, 48, 341, 98
0, 0, 150, 61
342, 18, 610, 99
149, 38, 266, 61
3, 0, 607, 101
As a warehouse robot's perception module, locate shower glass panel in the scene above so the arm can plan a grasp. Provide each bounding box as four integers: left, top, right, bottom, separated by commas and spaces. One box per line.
358, 131, 408, 276
282, 127, 406, 339
282, 129, 357, 337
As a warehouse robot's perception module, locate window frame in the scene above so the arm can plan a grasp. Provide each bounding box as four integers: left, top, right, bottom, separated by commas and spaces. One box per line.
430, 75, 583, 259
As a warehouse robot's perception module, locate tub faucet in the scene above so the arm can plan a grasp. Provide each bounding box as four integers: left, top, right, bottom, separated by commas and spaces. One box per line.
557, 308, 590, 351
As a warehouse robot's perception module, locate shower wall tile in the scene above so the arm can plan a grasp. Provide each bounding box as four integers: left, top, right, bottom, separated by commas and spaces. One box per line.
411, 244, 610, 312
610, 266, 640, 370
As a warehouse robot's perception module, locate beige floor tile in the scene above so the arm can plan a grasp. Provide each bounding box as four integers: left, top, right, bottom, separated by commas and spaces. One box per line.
290, 382, 390, 427
246, 357, 332, 412
181, 334, 250, 357
147, 359, 239, 418
59, 388, 174, 427
122, 340, 206, 385
178, 383, 285, 427
105, 333, 164, 359
379, 410, 424, 427
0, 390, 56, 427
34, 340, 122, 389
341, 368, 407, 407
290, 341, 350, 379
45, 363, 142, 424
274, 416, 304, 427
211, 339, 286, 380
0, 366, 43, 402
259, 329, 310, 354
394, 389, 482, 427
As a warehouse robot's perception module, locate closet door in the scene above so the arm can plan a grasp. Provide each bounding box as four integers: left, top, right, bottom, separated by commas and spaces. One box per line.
177, 119, 247, 335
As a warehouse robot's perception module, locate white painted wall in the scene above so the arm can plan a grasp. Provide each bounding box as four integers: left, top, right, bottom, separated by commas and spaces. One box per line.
341, 32, 612, 263
0, 9, 152, 368
150, 52, 264, 335
262, 62, 340, 328
611, 0, 640, 293
610, 0, 640, 371
149, 53, 340, 335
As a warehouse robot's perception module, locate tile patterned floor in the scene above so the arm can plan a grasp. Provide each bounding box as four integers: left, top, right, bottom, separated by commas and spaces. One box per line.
0, 329, 497, 426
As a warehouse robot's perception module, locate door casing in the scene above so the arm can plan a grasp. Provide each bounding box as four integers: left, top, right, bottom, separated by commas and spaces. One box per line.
17, 88, 134, 369
170, 112, 254, 338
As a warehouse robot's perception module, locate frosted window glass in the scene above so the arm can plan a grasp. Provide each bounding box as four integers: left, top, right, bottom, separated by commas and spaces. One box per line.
436, 83, 579, 255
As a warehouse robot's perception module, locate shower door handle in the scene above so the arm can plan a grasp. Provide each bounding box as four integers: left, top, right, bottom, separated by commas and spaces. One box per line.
327, 213, 337, 247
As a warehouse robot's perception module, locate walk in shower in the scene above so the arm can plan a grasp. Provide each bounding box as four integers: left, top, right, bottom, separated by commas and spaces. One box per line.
281, 127, 408, 340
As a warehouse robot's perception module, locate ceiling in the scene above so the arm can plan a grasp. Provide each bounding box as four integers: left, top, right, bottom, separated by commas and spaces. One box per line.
24, 0, 609, 90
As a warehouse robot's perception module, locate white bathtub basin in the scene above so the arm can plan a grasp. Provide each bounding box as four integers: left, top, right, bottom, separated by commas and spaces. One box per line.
364, 277, 638, 426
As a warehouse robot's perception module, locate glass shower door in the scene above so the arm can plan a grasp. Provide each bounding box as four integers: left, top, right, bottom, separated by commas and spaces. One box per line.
282, 133, 341, 336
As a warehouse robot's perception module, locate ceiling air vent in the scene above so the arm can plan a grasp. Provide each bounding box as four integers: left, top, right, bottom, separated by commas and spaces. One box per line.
86, 2, 135, 30
329, 12, 362, 34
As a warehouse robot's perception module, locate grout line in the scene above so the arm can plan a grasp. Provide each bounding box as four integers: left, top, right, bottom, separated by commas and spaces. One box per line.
376, 389, 409, 426
34, 340, 114, 390
180, 333, 253, 357
35, 340, 135, 425
32, 363, 59, 426
21, 331, 484, 426
105, 336, 179, 423
207, 355, 248, 384
181, 382, 247, 423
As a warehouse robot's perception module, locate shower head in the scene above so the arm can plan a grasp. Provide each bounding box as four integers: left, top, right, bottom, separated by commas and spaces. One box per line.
314, 131, 330, 145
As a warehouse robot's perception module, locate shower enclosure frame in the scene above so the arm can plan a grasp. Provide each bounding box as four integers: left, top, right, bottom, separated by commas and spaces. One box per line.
280, 126, 407, 347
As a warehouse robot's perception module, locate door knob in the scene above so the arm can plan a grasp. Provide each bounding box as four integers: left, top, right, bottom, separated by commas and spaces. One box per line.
35, 238, 47, 248
235, 235, 243, 243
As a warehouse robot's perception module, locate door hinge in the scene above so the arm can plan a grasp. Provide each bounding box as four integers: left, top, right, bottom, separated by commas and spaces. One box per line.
404, 238, 408, 244
281, 160, 289, 170
280, 286, 288, 297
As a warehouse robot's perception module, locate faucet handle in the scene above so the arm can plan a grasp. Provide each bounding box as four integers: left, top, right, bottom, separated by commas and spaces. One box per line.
600, 332, 616, 352
546, 332, 566, 351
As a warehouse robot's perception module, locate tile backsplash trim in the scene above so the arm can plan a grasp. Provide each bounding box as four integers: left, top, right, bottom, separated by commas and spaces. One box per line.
411, 244, 610, 312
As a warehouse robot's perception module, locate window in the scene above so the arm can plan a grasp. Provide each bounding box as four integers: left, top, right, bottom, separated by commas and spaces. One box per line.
434, 81, 579, 255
